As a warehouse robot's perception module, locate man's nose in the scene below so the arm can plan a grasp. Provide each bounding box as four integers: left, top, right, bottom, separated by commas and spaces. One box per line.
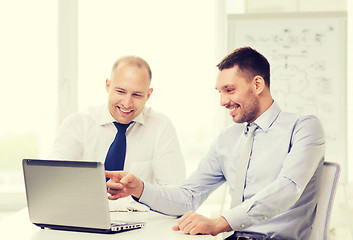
220, 93, 230, 107
122, 94, 133, 108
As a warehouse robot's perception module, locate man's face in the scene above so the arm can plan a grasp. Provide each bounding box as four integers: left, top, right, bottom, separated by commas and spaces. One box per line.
106, 64, 153, 124
215, 66, 260, 123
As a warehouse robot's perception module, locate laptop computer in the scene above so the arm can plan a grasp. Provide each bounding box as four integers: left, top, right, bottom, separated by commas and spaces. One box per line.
22, 159, 144, 234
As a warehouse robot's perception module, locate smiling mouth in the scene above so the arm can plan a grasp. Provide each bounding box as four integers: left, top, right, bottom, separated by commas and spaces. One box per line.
227, 104, 239, 115
118, 106, 133, 114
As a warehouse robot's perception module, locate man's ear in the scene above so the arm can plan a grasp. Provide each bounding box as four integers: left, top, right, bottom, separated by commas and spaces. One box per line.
105, 79, 111, 93
147, 88, 153, 100
253, 76, 266, 94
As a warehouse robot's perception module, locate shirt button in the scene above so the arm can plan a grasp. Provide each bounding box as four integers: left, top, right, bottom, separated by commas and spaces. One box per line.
263, 216, 268, 220
241, 224, 246, 228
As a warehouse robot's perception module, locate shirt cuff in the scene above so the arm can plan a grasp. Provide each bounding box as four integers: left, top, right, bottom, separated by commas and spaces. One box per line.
138, 181, 158, 206
221, 201, 252, 231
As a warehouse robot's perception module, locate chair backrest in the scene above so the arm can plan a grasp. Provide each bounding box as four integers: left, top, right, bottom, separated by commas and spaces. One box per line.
309, 162, 340, 240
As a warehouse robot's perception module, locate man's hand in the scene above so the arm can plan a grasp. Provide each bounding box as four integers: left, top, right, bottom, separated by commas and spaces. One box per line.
172, 211, 232, 236
105, 171, 144, 200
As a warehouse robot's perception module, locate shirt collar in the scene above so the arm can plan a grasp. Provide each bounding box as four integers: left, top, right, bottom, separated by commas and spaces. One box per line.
99, 104, 147, 126
252, 101, 281, 132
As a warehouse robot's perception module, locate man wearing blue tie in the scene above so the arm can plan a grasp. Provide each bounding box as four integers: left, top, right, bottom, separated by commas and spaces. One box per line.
105, 47, 325, 240
49, 56, 186, 200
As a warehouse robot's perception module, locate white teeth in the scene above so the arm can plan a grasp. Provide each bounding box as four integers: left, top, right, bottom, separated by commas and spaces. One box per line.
228, 105, 240, 112
120, 108, 131, 113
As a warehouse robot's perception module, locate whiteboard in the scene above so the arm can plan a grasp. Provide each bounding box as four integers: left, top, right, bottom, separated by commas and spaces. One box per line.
227, 12, 347, 182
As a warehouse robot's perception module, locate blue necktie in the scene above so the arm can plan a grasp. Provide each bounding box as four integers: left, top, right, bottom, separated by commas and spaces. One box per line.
104, 122, 131, 175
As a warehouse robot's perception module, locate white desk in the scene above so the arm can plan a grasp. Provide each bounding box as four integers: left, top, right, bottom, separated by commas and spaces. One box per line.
0, 208, 216, 240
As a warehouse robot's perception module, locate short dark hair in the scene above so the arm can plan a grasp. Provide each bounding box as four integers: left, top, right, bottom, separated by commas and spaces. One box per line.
217, 47, 270, 88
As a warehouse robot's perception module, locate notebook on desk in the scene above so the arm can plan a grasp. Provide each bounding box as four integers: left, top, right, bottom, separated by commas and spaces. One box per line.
22, 159, 144, 234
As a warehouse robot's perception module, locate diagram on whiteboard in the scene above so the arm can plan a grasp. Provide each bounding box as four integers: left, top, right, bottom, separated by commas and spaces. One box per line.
228, 13, 347, 180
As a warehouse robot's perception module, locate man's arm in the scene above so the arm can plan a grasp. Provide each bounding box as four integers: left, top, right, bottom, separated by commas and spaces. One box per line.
105, 133, 231, 236
151, 116, 186, 185
48, 113, 83, 160
105, 170, 231, 236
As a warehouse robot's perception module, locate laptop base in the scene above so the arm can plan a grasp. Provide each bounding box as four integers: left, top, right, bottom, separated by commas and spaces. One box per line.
34, 223, 144, 234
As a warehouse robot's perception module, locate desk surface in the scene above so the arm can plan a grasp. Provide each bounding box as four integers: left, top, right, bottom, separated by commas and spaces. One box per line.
0, 208, 216, 240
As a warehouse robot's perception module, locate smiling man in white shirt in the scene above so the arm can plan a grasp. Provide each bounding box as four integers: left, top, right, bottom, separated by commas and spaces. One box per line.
49, 56, 186, 202
105, 47, 325, 240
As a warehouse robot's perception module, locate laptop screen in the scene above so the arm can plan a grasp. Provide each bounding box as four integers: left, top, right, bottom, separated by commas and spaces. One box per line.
22, 159, 112, 230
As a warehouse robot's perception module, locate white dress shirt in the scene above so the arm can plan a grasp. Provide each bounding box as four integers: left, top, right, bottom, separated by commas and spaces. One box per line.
49, 104, 186, 186
139, 102, 325, 240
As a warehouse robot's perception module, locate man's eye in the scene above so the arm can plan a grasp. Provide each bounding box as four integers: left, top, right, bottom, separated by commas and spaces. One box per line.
133, 94, 143, 98
226, 89, 235, 93
117, 90, 125, 94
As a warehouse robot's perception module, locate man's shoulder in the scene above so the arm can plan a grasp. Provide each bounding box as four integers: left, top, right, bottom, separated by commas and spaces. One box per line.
63, 104, 106, 125
276, 111, 324, 140
295, 114, 324, 135
279, 110, 322, 127
142, 106, 173, 125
